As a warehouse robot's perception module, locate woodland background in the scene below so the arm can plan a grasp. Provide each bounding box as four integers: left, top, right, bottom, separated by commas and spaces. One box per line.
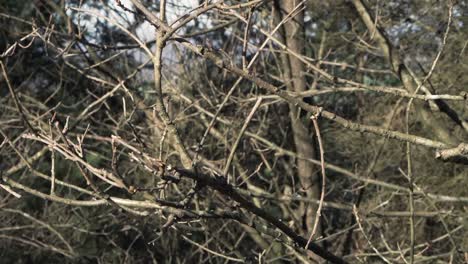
0, 0, 467, 263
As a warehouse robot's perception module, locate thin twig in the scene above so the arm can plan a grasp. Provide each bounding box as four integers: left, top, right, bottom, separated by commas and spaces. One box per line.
223, 97, 263, 183
1, 61, 36, 135
305, 109, 326, 249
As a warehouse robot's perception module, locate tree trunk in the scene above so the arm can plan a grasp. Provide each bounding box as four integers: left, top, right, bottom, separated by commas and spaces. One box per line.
274, 0, 321, 240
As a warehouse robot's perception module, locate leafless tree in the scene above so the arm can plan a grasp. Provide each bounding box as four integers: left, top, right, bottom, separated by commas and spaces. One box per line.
0, 0, 467, 263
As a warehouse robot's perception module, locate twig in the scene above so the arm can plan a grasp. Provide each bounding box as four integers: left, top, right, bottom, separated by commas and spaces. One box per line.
415, 0, 454, 91
223, 97, 263, 183
353, 206, 392, 264
182, 235, 245, 263
1, 61, 37, 135
305, 109, 326, 249
2, 208, 76, 257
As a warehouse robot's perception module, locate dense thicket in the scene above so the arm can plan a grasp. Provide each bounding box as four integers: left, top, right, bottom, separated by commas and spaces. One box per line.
0, 0, 466, 263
